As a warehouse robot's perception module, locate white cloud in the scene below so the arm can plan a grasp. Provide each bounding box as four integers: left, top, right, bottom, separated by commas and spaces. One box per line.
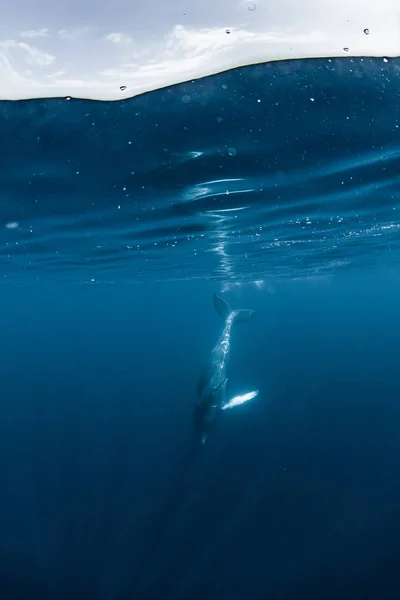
100, 24, 326, 82
20, 28, 50, 39
105, 33, 133, 45
0, 50, 32, 83
58, 27, 90, 41
45, 69, 66, 78
0, 40, 54, 67
166, 24, 325, 56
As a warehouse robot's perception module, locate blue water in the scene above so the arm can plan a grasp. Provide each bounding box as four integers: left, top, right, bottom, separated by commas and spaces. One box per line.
1, 57, 400, 599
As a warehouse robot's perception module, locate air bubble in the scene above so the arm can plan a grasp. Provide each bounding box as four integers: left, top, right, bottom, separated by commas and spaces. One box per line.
120, 85, 127, 91
226, 29, 231, 34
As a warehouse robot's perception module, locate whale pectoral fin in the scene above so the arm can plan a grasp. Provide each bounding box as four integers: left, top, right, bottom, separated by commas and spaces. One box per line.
221, 389, 259, 410
214, 294, 232, 320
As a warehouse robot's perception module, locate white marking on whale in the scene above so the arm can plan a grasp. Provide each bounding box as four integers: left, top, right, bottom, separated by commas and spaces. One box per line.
221, 389, 259, 410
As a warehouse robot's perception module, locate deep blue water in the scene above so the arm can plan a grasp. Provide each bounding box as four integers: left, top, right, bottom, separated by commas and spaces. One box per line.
1, 57, 400, 599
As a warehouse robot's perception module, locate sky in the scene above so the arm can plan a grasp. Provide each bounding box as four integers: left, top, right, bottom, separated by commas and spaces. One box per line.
0, 0, 398, 100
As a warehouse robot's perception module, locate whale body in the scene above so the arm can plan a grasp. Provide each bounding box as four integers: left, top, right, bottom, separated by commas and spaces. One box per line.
194, 294, 258, 444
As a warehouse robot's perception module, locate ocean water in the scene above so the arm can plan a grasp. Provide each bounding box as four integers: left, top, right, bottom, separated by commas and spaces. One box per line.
1, 57, 400, 599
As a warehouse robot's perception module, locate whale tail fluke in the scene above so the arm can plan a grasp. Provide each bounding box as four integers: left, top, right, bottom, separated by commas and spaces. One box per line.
213, 294, 255, 323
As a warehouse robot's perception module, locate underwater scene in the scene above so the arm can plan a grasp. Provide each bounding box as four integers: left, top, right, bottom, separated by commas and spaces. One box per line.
1, 57, 400, 598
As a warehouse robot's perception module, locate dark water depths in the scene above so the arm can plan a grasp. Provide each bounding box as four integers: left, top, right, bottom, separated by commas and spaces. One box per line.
1, 57, 400, 599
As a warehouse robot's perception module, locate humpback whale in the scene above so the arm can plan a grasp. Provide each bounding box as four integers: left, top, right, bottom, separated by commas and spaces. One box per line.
194, 294, 259, 444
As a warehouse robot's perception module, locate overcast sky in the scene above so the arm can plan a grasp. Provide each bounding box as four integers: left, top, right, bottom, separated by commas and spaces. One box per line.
0, 0, 399, 100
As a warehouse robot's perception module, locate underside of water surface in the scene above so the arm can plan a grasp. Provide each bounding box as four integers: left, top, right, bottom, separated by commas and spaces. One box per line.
1, 56, 399, 285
